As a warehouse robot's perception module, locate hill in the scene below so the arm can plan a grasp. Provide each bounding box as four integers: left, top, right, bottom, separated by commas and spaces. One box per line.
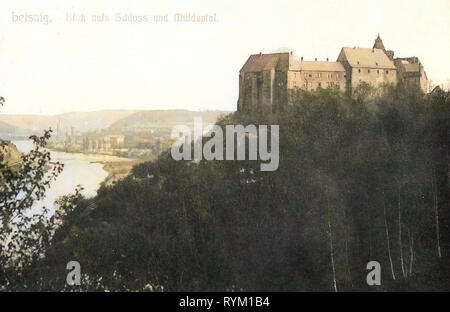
0, 120, 27, 139
25, 86, 450, 291
0, 110, 231, 136
108, 110, 231, 132
0, 120, 17, 133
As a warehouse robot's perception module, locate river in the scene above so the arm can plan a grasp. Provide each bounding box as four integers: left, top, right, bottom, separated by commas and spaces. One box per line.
12, 140, 129, 213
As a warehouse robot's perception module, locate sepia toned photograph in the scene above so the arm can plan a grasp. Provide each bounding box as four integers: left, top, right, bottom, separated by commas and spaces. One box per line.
0, 0, 449, 304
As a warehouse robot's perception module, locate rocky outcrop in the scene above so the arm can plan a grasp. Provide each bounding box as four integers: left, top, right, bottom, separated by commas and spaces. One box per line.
0, 140, 22, 172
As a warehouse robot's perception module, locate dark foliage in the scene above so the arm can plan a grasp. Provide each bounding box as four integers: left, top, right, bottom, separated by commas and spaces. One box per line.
8, 85, 450, 291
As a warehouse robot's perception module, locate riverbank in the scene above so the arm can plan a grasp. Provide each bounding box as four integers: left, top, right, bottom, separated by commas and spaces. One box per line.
46, 146, 140, 184
11, 140, 137, 211
49, 151, 141, 186
49, 146, 144, 185
7, 139, 140, 213
100, 160, 142, 186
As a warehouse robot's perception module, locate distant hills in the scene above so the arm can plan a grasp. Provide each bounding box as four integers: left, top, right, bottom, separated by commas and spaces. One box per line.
0, 120, 27, 139
0, 109, 232, 137
108, 110, 230, 132
0, 110, 139, 134
0, 120, 18, 133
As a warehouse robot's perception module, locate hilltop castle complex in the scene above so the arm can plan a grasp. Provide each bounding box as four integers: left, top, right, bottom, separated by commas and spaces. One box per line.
237, 35, 429, 114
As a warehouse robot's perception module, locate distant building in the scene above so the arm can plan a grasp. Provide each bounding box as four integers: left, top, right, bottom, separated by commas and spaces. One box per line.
237, 35, 429, 114
81, 134, 125, 153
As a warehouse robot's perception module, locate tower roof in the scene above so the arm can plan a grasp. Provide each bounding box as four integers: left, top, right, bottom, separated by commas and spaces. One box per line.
373, 34, 386, 51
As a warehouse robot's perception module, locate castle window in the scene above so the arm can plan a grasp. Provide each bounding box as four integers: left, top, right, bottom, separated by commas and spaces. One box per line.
377, 70, 380, 74
318, 82, 322, 88
358, 69, 361, 73
386, 70, 389, 74
376, 62, 378, 66
368, 69, 371, 73
309, 74, 312, 78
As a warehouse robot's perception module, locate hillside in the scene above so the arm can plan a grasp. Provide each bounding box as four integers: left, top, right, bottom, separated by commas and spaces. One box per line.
0, 120, 27, 139
0, 120, 17, 133
25, 86, 450, 291
108, 110, 231, 132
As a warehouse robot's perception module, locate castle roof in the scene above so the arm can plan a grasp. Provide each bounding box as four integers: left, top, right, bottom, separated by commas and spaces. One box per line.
338, 47, 396, 69
240, 52, 289, 73
290, 61, 345, 72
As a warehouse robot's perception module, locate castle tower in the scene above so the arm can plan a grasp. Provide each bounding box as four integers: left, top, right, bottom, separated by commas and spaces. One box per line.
373, 34, 386, 51
373, 34, 394, 60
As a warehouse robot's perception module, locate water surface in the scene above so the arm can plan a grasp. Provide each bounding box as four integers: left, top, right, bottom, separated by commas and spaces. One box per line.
13, 140, 124, 213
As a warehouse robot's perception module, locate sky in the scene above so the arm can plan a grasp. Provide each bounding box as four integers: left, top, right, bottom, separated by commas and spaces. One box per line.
0, 0, 449, 115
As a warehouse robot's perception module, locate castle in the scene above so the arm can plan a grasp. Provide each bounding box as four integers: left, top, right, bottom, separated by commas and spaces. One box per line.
237, 35, 429, 114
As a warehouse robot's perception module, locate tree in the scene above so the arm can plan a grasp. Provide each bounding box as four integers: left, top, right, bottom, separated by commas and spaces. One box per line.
0, 97, 63, 290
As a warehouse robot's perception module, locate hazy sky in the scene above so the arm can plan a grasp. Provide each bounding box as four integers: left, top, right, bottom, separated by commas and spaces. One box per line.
0, 0, 449, 115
